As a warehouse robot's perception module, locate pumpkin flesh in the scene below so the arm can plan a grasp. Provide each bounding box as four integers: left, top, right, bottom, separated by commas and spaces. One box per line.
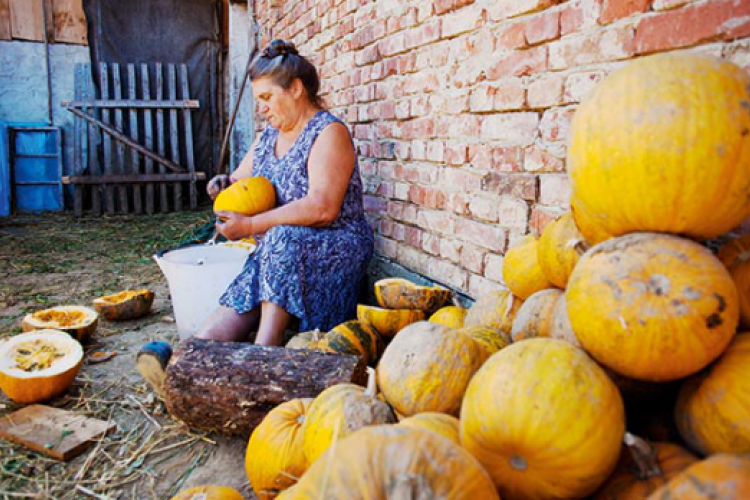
22, 305, 98, 343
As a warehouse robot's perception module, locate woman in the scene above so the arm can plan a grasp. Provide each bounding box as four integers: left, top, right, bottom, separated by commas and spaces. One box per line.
200, 39, 374, 346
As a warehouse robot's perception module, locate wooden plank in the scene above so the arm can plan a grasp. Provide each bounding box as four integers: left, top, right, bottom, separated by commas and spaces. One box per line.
9, 0, 51, 42
112, 64, 129, 213
52, 0, 86, 45
128, 64, 142, 214
84, 63, 101, 216
155, 63, 169, 213
62, 172, 206, 184
66, 108, 185, 173
141, 64, 155, 215
180, 64, 198, 210
63, 99, 200, 109
0, 405, 116, 461
0, 0, 11, 41
168, 64, 182, 212
100, 63, 115, 214
73, 63, 83, 216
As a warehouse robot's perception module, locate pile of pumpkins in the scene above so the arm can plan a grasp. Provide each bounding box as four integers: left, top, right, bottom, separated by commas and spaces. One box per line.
239, 52, 750, 500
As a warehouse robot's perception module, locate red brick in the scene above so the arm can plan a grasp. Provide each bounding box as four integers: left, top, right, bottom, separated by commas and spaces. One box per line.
530, 205, 567, 235
487, 45, 549, 78
487, 0, 559, 22
496, 22, 528, 50
461, 243, 486, 274
404, 20, 442, 50
549, 26, 634, 69
482, 173, 538, 201
527, 74, 565, 108
494, 80, 527, 111
525, 10, 561, 45
436, 115, 482, 137
469, 274, 504, 297
484, 252, 504, 282
456, 217, 508, 252
652, 0, 691, 10
427, 258, 469, 290
480, 113, 539, 146
405, 226, 423, 248
421, 209, 456, 235
563, 70, 606, 104
433, 0, 476, 15
524, 146, 565, 172
498, 195, 530, 229
422, 232, 441, 256
469, 194, 499, 222
469, 85, 497, 112
539, 106, 577, 144
635, 0, 750, 54
539, 174, 572, 207
446, 193, 471, 215
442, 4, 487, 39
601, 0, 652, 25
439, 236, 463, 262
392, 222, 406, 241
491, 147, 525, 172
445, 143, 468, 165
375, 235, 398, 258
444, 167, 486, 191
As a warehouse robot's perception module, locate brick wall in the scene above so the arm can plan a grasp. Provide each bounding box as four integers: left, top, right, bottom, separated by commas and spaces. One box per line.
251, 0, 750, 297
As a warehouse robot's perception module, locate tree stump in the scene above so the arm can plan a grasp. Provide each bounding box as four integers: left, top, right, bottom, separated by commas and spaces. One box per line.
163, 339, 367, 436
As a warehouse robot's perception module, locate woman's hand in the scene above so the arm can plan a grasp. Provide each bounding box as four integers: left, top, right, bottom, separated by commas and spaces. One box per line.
207, 174, 233, 200
215, 211, 253, 241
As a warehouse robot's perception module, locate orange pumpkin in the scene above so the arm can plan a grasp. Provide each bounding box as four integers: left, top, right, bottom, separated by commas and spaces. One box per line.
567, 233, 739, 381
280, 426, 500, 500
323, 320, 384, 366
675, 332, 750, 456
93, 289, 154, 321
594, 434, 698, 500
718, 234, 750, 328
246, 398, 312, 499
213, 176, 276, 217
377, 321, 487, 417
510, 288, 563, 342
460, 338, 625, 499
568, 53, 750, 239
399, 412, 461, 445
463, 289, 522, 334
646, 454, 750, 500
538, 212, 589, 289
502, 235, 554, 299
169, 486, 244, 500
22, 305, 98, 343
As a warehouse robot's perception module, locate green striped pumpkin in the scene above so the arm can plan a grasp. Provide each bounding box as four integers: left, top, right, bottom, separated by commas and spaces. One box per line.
323, 320, 384, 366
455, 325, 512, 357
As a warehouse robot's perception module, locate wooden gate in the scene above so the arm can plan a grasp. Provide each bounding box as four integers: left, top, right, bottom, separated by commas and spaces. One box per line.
63, 62, 206, 216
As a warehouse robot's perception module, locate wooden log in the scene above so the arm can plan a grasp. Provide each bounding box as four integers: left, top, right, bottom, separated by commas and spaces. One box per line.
163, 339, 367, 436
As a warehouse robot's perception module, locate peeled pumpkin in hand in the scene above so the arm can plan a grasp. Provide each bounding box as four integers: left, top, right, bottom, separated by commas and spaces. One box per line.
213, 176, 276, 217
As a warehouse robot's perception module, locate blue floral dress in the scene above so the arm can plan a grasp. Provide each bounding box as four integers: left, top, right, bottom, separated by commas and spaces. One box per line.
219, 110, 374, 331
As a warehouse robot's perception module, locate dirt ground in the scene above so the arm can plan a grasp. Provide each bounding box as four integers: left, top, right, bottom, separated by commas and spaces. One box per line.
0, 210, 256, 499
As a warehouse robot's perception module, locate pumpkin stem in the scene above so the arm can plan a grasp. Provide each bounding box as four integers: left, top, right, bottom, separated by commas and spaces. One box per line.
504, 293, 515, 317
624, 432, 662, 479
365, 367, 378, 397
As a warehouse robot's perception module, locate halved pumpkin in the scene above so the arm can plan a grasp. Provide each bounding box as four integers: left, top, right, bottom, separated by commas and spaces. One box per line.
22, 305, 98, 343
374, 278, 451, 315
356, 304, 425, 338
0, 329, 83, 403
93, 289, 155, 321
428, 305, 468, 329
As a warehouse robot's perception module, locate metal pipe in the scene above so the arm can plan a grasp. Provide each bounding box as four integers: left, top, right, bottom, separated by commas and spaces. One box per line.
41, 0, 54, 126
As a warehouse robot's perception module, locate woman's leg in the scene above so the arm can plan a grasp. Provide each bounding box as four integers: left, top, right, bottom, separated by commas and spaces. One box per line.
255, 301, 292, 346
194, 305, 260, 342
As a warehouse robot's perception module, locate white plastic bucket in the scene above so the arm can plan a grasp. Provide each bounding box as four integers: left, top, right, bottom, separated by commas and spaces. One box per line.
154, 245, 249, 339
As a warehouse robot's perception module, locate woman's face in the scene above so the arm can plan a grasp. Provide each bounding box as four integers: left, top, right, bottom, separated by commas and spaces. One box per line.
251, 76, 303, 132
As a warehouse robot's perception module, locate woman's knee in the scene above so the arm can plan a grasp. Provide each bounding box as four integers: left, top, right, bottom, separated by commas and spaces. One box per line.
194, 306, 259, 342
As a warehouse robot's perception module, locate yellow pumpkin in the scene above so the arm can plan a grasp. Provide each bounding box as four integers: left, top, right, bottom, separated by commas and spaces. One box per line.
22, 305, 98, 343
455, 325, 512, 357
718, 235, 750, 329
646, 454, 750, 500
567, 233, 739, 382
285, 329, 326, 350
301, 368, 396, 465
463, 289, 522, 334
460, 338, 625, 499
548, 293, 582, 348
510, 288, 563, 342
571, 196, 613, 245
568, 53, 750, 239
538, 212, 589, 288
428, 305, 467, 329
93, 289, 154, 320
213, 176, 276, 217
169, 486, 244, 500
373, 277, 451, 314
399, 412, 461, 445
0, 330, 83, 403
376, 321, 488, 417
356, 304, 424, 338
281, 426, 500, 500
246, 398, 312, 499
502, 235, 554, 299
675, 333, 750, 456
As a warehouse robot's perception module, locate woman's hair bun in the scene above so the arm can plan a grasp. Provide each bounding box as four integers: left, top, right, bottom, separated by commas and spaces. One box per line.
262, 39, 299, 59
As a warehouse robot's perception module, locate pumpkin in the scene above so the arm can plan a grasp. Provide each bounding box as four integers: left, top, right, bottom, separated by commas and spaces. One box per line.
398, 412, 461, 445
594, 433, 698, 500
567, 232, 739, 382
92, 289, 154, 321
502, 235, 554, 299
356, 304, 424, 338
301, 367, 396, 465
455, 325, 512, 357
646, 454, 750, 500
376, 321, 488, 417
571, 196, 613, 245
548, 293, 582, 348
22, 305, 98, 343
568, 53, 750, 240
718, 234, 750, 328
246, 398, 312, 499
463, 289, 522, 334
510, 288, 563, 342
169, 486, 244, 500
675, 332, 750, 456
281, 426, 500, 500
285, 329, 326, 350
538, 212, 589, 288
460, 338, 625, 500
0, 330, 83, 403
322, 320, 384, 366
373, 277, 451, 314
428, 305, 467, 329
213, 176, 276, 217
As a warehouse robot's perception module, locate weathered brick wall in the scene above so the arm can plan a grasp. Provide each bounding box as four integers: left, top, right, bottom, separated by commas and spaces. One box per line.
252, 0, 750, 297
